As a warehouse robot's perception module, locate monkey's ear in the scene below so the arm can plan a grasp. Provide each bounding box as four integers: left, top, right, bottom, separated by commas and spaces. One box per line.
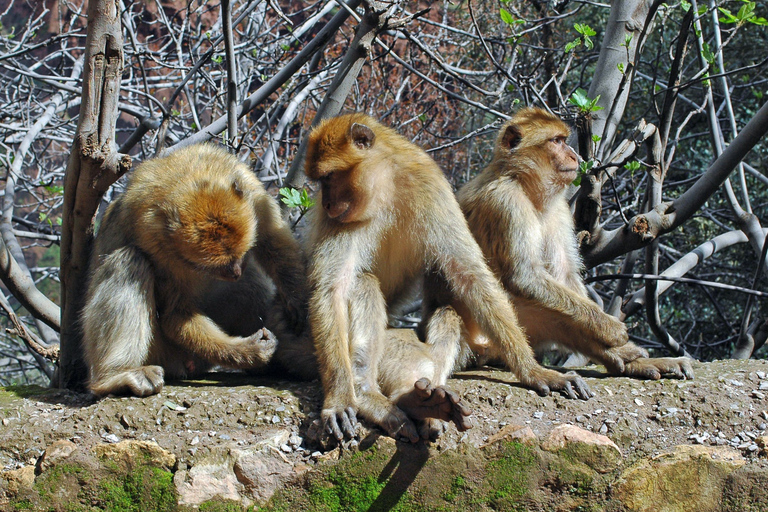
501, 124, 522, 150
350, 123, 375, 149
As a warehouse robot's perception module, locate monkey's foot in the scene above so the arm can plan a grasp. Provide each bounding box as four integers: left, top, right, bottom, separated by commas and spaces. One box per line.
90, 365, 165, 398
395, 378, 473, 438
524, 368, 593, 400
321, 405, 358, 442
624, 357, 694, 380
243, 328, 278, 367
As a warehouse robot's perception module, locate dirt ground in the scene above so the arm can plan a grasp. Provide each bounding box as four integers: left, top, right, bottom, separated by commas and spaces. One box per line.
1, 358, 767, 477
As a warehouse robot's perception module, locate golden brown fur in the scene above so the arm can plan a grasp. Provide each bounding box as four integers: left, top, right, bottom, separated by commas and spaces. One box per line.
82, 144, 314, 397
305, 113, 588, 442
455, 107, 693, 380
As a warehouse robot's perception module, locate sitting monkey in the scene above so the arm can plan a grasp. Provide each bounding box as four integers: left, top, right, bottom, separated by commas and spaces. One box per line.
82, 144, 313, 397
451, 107, 693, 380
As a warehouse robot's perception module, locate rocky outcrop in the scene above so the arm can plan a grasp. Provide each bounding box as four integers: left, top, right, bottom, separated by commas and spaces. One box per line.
1, 359, 767, 511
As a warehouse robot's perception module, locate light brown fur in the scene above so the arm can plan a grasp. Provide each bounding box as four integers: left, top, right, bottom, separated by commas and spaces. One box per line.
82, 144, 315, 397
455, 107, 693, 380
305, 113, 588, 442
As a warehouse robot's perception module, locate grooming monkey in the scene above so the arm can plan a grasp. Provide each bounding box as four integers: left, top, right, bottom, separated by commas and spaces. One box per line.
453, 107, 693, 380
305, 114, 597, 443
82, 144, 315, 397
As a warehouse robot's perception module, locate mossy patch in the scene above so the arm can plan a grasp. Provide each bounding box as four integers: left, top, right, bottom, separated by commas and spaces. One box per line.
482, 441, 541, 510
96, 465, 176, 512
8, 459, 177, 512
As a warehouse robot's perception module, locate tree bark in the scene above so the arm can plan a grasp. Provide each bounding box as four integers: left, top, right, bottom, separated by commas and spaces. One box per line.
59, 0, 131, 390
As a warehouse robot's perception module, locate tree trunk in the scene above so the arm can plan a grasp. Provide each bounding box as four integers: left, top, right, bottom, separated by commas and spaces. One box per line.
59, 0, 131, 390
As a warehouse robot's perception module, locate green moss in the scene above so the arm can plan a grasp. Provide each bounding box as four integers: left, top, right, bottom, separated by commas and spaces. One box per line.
482, 441, 540, 510
1, 385, 49, 399
442, 475, 467, 502
97, 466, 176, 512
10, 498, 34, 510
198, 498, 252, 512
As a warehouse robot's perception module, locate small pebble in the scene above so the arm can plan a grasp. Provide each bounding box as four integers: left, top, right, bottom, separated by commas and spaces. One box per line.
102, 433, 120, 444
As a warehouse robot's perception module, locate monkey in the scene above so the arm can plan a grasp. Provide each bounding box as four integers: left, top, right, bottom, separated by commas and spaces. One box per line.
82, 144, 315, 398
304, 114, 599, 443
452, 107, 693, 380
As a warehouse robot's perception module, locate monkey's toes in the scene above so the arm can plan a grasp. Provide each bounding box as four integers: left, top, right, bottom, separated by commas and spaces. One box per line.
380, 407, 420, 443
126, 366, 165, 397
625, 357, 694, 380
418, 418, 447, 441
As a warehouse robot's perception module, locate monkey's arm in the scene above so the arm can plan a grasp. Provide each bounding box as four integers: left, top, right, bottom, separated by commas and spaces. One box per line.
253, 195, 308, 329
308, 229, 360, 439
425, 191, 592, 400
159, 301, 276, 370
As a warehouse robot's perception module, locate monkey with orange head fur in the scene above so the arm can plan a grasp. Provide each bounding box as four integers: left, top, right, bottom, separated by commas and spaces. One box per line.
449, 107, 693, 380
304, 113, 595, 443
82, 144, 314, 397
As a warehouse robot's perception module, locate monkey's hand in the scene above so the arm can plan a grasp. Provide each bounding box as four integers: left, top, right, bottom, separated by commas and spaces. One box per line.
589, 312, 629, 349
623, 357, 694, 381
321, 405, 358, 442
241, 328, 278, 367
522, 367, 593, 400
395, 378, 473, 441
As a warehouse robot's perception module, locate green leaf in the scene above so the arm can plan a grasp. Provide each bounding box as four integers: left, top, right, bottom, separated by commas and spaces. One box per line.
701, 41, 715, 64
565, 38, 581, 53
574, 23, 596, 37
569, 88, 590, 110
718, 7, 739, 23
591, 134, 602, 143
500, 8, 514, 25
624, 160, 641, 172
212, 55, 223, 64
681, 0, 691, 12
617, 62, 625, 74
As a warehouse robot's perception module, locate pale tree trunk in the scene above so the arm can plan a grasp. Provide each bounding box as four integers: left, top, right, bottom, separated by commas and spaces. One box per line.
59, 0, 131, 390
588, 0, 659, 160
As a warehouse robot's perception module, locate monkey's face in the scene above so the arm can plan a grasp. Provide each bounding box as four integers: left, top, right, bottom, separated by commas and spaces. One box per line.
306, 115, 379, 224
547, 135, 580, 184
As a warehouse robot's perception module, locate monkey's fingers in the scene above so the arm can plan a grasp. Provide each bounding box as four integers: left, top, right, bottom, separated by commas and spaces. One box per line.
321, 407, 358, 441
528, 369, 593, 400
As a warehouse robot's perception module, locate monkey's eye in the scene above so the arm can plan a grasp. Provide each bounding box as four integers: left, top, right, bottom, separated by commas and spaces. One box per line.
551, 136, 566, 145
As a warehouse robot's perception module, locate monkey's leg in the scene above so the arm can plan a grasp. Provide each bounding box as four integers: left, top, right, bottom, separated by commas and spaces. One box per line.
82, 247, 165, 397
161, 312, 277, 370
379, 317, 473, 440
513, 298, 629, 376
349, 274, 420, 443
